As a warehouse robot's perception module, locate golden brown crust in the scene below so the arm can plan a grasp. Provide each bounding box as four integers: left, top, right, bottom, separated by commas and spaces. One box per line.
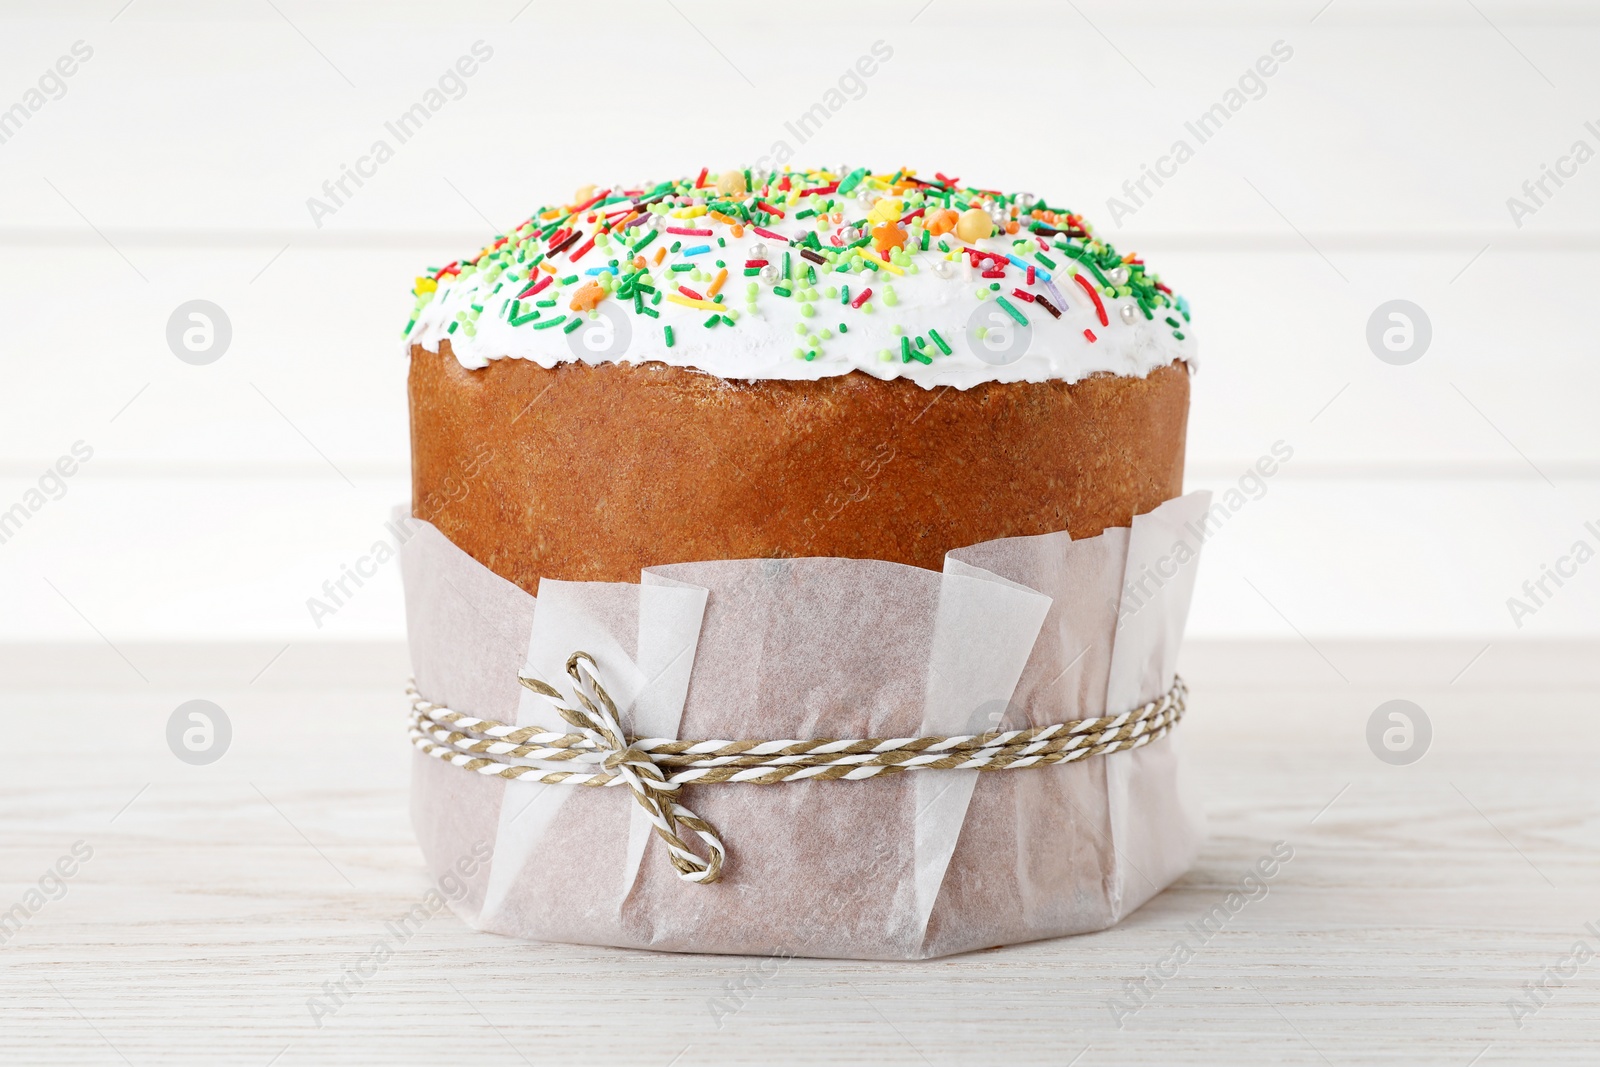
409, 343, 1188, 594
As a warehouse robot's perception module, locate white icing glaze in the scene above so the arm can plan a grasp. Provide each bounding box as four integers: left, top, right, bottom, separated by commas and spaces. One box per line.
406, 174, 1195, 391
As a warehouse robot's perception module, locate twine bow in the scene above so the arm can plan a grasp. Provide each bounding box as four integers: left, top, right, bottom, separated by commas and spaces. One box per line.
411, 653, 1187, 887
517, 652, 726, 885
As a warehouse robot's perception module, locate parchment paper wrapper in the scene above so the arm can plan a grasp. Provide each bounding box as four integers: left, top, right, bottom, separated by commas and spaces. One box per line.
404, 491, 1211, 960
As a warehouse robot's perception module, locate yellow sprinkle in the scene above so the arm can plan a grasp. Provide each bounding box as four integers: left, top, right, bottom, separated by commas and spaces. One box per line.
860, 248, 905, 275
868, 197, 904, 225
414, 276, 438, 293
667, 294, 726, 312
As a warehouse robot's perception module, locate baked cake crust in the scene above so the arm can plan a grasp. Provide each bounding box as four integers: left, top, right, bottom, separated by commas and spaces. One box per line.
410, 341, 1188, 593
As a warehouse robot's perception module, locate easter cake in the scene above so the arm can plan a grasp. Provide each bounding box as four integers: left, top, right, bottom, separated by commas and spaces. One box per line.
401, 166, 1207, 959
404, 166, 1194, 593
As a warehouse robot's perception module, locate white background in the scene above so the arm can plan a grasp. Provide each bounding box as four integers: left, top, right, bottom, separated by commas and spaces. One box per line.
2, 0, 1598, 647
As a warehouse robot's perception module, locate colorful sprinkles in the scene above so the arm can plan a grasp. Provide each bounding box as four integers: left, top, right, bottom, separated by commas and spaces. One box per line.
403, 167, 1191, 362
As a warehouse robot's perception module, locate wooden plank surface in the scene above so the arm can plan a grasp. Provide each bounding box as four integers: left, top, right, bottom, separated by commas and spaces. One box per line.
2, 639, 1595, 1065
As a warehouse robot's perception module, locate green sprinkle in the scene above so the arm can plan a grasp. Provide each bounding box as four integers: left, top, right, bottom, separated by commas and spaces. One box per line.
563, 317, 583, 334
664, 325, 675, 347
1036, 252, 1057, 269
929, 328, 952, 355
840, 285, 850, 305
704, 313, 720, 328
641, 305, 659, 319
900, 336, 912, 363
446, 321, 458, 334
995, 295, 1029, 326
773, 286, 792, 298
532, 314, 567, 330
838, 322, 848, 334
560, 274, 578, 285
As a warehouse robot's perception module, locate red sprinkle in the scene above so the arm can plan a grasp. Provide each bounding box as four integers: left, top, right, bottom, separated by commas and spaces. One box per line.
752, 226, 789, 242
1026, 266, 1036, 285
570, 189, 610, 214
1073, 272, 1109, 326
1011, 288, 1035, 302
693, 167, 708, 188
756, 200, 786, 218
516, 275, 553, 299
850, 287, 873, 309
568, 235, 596, 262
677, 285, 705, 301
981, 269, 1006, 278
667, 226, 713, 236
744, 259, 769, 268
1084, 329, 1097, 342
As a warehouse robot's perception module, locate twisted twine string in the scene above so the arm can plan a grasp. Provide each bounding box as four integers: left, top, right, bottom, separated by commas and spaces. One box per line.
408, 653, 1186, 885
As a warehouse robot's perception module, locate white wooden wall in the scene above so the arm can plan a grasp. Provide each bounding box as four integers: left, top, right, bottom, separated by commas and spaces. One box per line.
2, 0, 1598, 642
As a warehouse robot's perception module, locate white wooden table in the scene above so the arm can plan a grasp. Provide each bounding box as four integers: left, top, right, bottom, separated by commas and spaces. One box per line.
3, 640, 1595, 1065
